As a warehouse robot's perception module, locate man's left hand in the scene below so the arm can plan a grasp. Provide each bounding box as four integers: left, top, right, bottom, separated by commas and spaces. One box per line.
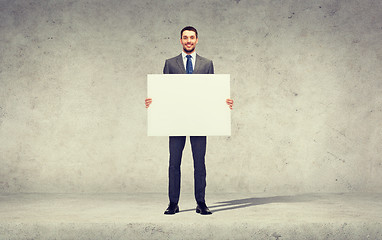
226, 99, 234, 110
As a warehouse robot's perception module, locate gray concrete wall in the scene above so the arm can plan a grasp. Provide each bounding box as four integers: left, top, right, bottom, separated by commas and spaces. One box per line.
0, 0, 381, 194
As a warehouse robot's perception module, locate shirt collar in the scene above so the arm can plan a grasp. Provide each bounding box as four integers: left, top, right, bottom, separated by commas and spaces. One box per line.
182, 51, 196, 59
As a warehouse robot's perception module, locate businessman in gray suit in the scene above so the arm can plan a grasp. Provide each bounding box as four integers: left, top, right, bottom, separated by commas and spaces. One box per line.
146, 26, 233, 215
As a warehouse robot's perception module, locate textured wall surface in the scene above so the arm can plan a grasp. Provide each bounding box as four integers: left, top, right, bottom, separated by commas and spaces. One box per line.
0, 0, 381, 193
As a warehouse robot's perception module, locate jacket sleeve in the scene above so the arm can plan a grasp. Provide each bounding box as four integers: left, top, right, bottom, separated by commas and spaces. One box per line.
163, 60, 169, 74
208, 61, 214, 74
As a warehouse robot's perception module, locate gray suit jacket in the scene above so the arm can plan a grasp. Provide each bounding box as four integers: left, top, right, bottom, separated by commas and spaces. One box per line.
163, 54, 214, 74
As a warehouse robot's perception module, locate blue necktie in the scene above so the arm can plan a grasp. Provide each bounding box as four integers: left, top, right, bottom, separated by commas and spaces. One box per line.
186, 55, 193, 74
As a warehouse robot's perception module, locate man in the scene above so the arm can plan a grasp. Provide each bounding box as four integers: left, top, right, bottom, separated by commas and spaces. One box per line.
145, 26, 233, 215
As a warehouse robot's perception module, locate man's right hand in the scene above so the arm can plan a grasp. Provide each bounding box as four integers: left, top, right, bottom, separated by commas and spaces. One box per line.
145, 98, 152, 108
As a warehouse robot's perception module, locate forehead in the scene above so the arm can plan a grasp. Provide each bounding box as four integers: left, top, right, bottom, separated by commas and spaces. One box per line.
182, 30, 197, 38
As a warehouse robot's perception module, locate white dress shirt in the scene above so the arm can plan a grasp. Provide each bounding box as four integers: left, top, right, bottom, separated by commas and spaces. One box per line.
181, 51, 196, 72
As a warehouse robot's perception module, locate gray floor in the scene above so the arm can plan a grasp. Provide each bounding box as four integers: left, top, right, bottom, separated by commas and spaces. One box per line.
0, 192, 381, 239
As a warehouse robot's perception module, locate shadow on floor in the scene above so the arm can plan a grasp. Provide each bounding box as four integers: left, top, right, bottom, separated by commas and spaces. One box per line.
179, 194, 319, 213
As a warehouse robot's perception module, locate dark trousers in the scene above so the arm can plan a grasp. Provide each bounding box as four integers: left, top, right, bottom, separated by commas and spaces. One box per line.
168, 136, 207, 204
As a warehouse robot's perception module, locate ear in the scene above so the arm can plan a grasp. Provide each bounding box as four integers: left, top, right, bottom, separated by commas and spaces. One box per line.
195, 38, 199, 44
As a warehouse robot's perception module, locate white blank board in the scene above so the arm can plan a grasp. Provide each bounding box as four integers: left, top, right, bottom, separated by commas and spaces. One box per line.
147, 74, 231, 136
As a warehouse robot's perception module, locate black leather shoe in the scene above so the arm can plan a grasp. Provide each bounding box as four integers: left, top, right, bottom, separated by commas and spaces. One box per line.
196, 201, 212, 215
164, 202, 179, 215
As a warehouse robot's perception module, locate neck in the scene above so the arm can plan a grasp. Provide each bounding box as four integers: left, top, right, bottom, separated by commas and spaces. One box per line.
183, 49, 195, 55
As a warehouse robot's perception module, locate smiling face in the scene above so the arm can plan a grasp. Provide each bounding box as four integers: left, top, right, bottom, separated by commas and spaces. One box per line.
180, 30, 198, 54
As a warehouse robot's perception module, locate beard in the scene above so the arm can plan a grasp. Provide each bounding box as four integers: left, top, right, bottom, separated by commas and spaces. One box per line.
183, 45, 195, 53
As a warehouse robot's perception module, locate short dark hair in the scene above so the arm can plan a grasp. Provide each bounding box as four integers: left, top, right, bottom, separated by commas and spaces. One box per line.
180, 26, 198, 39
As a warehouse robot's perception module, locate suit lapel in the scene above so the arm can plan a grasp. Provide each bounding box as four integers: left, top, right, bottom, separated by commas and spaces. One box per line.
175, 54, 186, 73
193, 54, 201, 74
